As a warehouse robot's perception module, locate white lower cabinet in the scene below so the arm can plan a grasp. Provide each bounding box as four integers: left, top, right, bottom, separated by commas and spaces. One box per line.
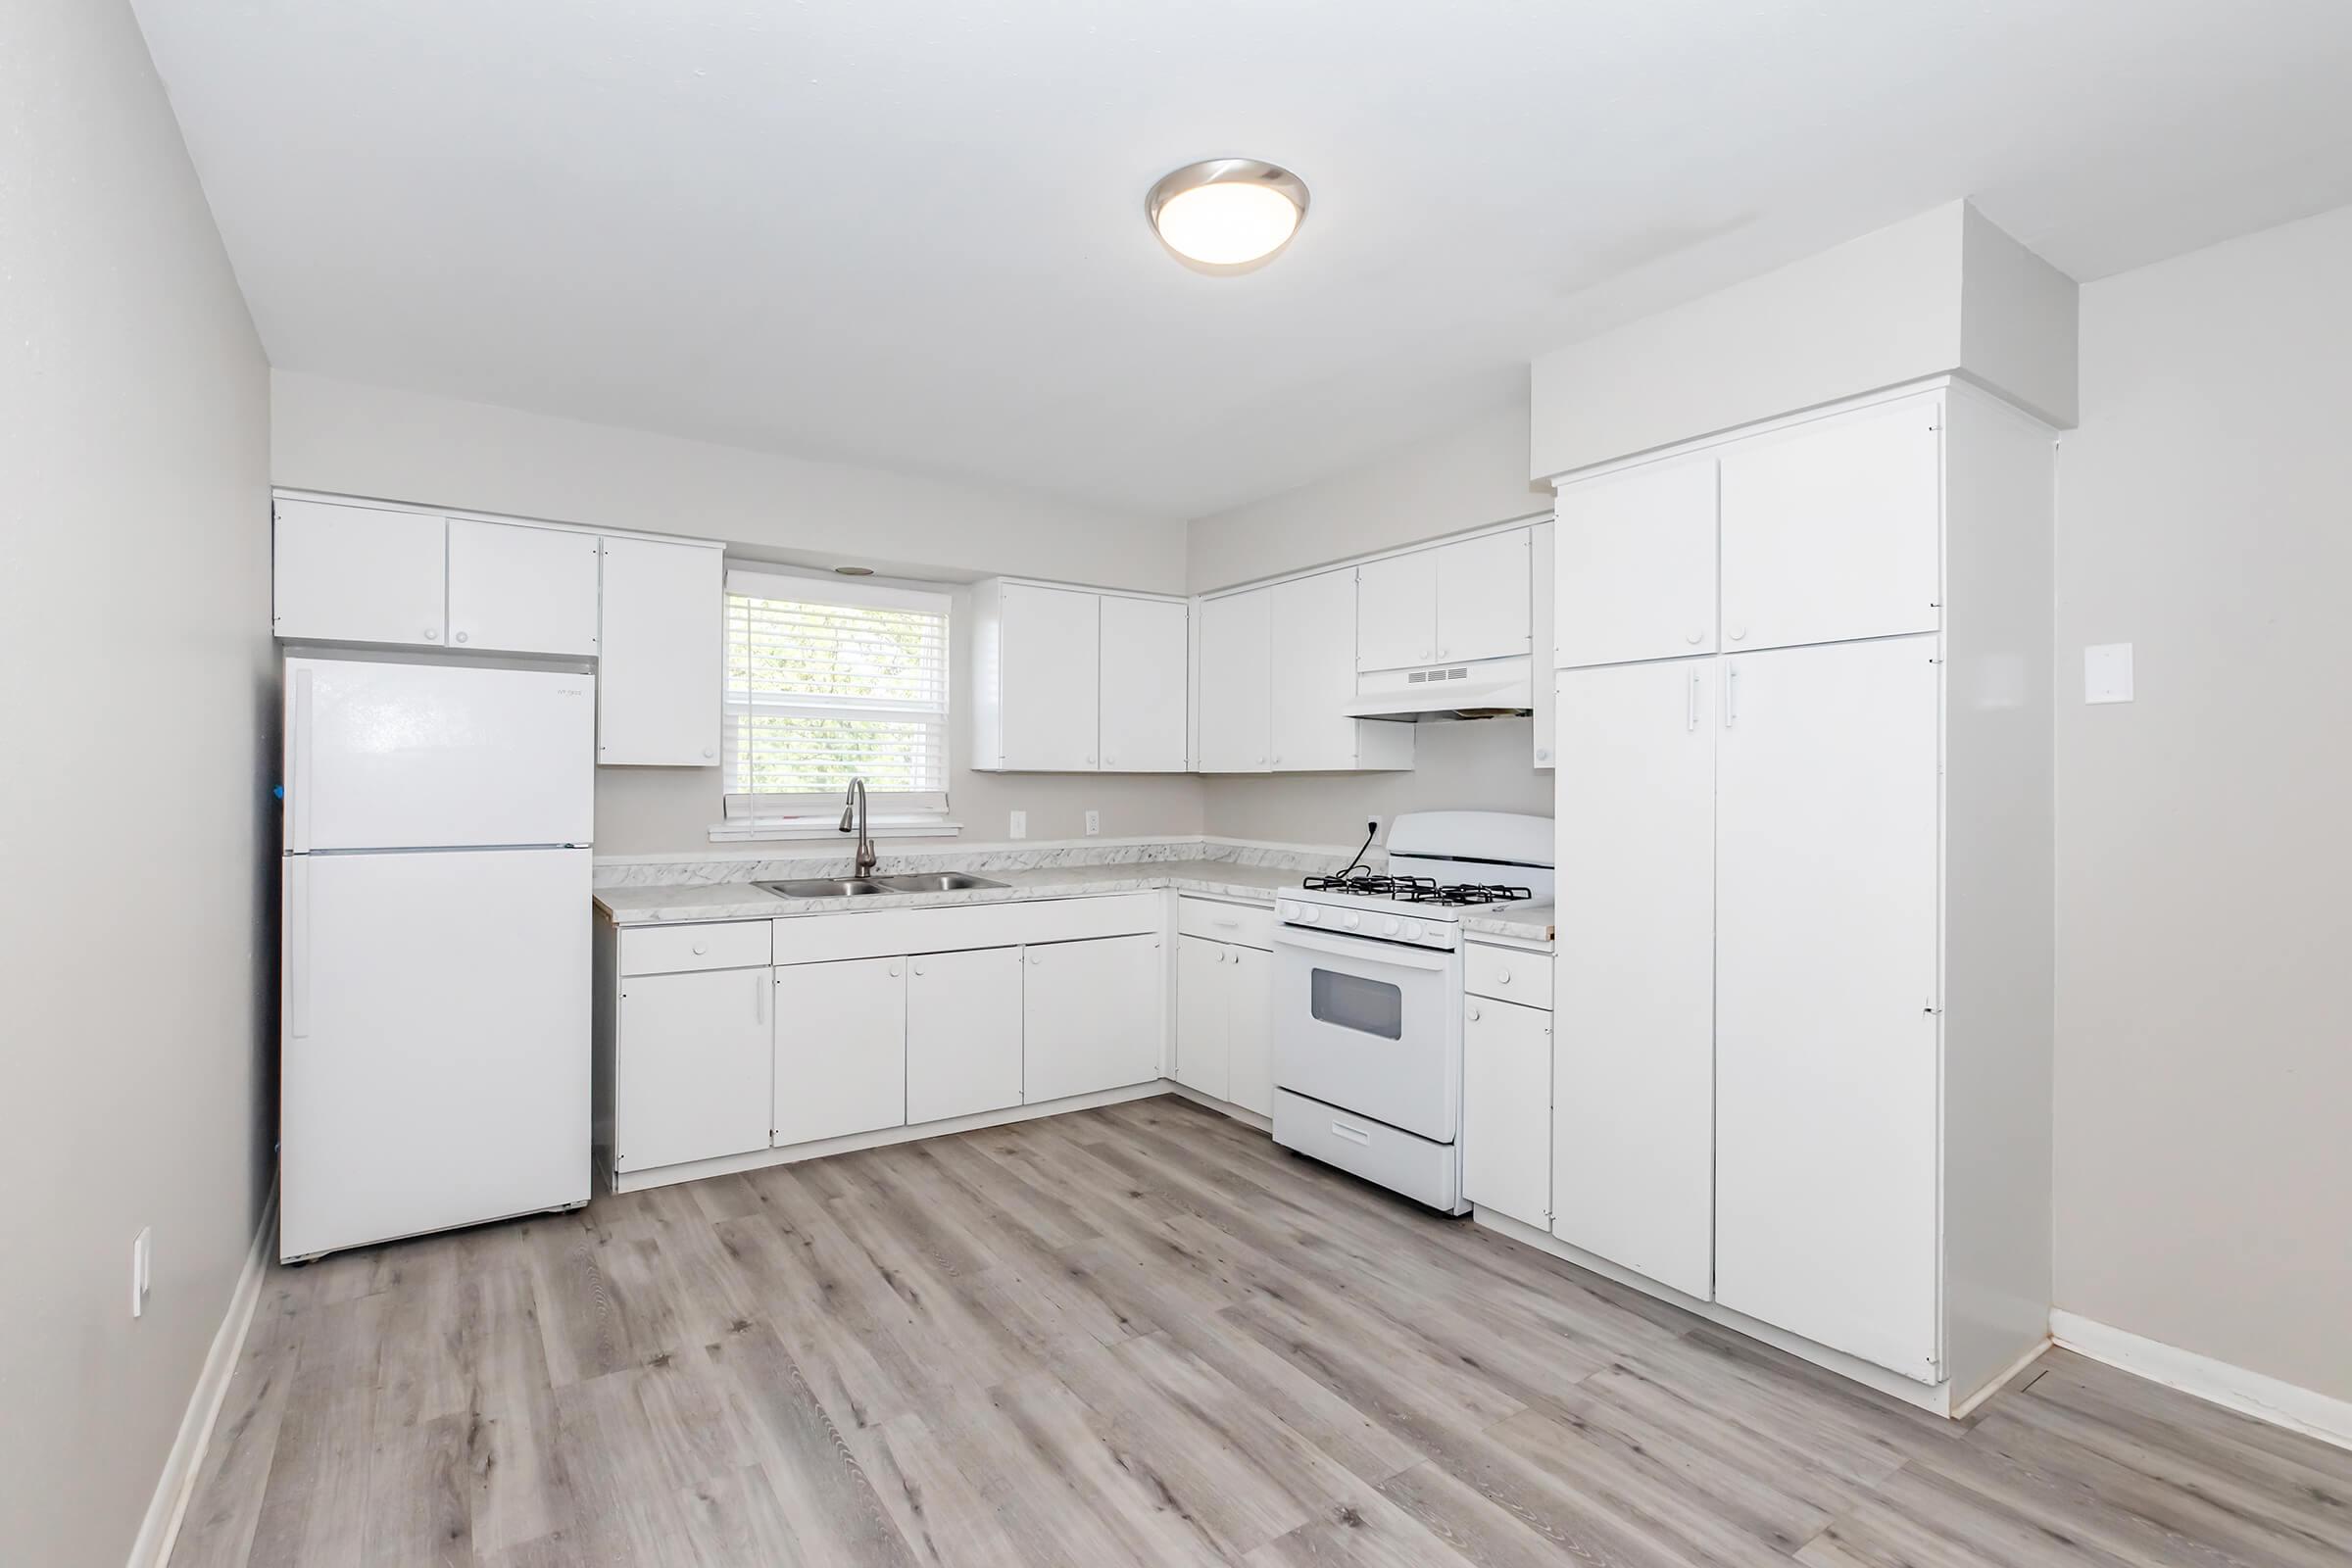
906, 947, 1024, 1123
614, 966, 774, 1173
1461, 997, 1550, 1229
1174, 932, 1272, 1114
1023, 935, 1163, 1102
773, 956, 907, 1148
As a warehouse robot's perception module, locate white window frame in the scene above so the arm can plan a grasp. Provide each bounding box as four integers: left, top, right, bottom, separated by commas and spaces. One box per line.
712, 566, 959, 842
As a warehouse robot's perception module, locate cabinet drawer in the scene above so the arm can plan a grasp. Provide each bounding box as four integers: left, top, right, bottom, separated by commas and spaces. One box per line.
619, 920, 772, 975
1466, 944, 1550, 1007
1177, 897, 1275, 950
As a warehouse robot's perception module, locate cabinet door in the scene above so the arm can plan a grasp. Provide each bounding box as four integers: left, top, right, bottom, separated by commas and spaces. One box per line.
1434, 529, 1532, 663
773, 956, 906, 1147
1529, 521, 1555, 767
1223, 944, 1274, 1116
1197, 589, 1271, 772
615, 967, 773, 1172
1462, 998, 1550, 1229
1099, 596, 1187, 771
272, 497, 448, 646
1000, 584, 1102, 770
1553, 456, 1718, 668
1174, 936, 1230, 1100
906, 947, 1024, 1123
1269, 571, 1362, 771
1355, 552, 1437, 671
1551, 660, 1717, 1299
1719, 397, 1941, 653
446, 517, 601, 656
598, 537, 721, 765
1023, 935, 1163, 1102
1714, 636, 1941, 1381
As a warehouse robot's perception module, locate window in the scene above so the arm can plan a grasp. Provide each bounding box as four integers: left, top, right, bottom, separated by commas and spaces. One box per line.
719, 568, 953, 832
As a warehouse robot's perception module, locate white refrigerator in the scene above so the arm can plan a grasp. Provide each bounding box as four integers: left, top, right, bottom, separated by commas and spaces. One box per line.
280, 656, 596, 1261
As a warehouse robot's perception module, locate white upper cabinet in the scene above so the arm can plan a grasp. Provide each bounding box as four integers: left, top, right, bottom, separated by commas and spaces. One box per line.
998, 583, 1102, 770
972, 579, 1187, 772
273, 497, 449, 646
1553, 456, 1719, 669
1353, 551, 1438, 671
1433, 529, 1533, 663
596, 536, 721, 766
1099, 595, 1188, 771
1529, 521, 1555, 766
446, 518, 601, 656
1269, 571, 1365, 771
1718, 395, 1941, 652
1196, 587, 1271, 772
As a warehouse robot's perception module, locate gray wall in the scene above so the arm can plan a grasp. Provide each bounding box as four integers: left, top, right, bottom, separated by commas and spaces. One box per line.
0, 2, 275, 1561
272, 372, 1209, 857
2054, 201, 2352, 1403
1188, 403, 1554, 844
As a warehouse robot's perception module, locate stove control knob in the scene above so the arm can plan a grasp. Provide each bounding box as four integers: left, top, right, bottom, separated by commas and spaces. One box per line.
1400, 920, 1423, 942
1342, 911, 1361, 930
1297, 906, 1319, 924
1381, 917, 1400, 936
1277, 900, 1296, 919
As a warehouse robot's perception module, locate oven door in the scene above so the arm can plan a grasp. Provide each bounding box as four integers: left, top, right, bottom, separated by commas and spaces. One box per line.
1272, 926, 1460, 1143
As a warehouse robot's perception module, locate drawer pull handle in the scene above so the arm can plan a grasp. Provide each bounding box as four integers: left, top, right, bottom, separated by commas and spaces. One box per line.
1211, 917, 1240, 929
1495, 968, 1510, 984
1331, 1120, 1371, 1147
692, 941, 710, 956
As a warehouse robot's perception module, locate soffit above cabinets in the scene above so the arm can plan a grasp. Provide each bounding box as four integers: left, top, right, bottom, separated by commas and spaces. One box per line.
133, 0, 2352, 518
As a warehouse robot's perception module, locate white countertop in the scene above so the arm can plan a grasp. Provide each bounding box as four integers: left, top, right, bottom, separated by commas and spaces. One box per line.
594, 859, 1555, 943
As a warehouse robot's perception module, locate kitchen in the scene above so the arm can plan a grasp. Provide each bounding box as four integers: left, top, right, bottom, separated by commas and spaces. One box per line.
12, 4, 2352, 1566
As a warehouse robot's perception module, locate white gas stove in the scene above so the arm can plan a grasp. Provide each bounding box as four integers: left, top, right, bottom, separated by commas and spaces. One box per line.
1271, 810, 1552, 1214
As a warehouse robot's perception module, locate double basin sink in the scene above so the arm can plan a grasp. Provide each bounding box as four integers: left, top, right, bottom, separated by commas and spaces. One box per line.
755, 872, 1008, 900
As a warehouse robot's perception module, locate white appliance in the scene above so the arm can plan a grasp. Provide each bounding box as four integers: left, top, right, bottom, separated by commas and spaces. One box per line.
1271, 810, 1552, 1213
279, 656, 597, 1261
1341, 657, 1536, 722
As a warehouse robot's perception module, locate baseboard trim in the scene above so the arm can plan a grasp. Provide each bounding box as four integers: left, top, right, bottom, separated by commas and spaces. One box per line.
1165, 1082, 1273, 1132
131, 1180, 277, 1568
2050, 1309, 2352, 1451
1950, 1334, 2054, 1421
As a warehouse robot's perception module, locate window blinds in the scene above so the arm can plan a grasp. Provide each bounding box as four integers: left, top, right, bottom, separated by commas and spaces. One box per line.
721, 570, 952, 815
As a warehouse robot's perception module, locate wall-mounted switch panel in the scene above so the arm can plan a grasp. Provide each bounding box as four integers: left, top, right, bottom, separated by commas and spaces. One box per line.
2084, 643, 2134, 704
1009, 809, 1027, 840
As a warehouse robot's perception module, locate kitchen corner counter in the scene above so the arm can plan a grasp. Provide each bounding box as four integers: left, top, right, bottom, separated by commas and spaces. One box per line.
593, 858, 1303, 925
1460, 904, 1556, 944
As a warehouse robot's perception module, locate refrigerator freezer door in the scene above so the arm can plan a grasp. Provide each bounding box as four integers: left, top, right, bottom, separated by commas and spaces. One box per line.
286, 659, 595, 850
280, 847, 591, 1259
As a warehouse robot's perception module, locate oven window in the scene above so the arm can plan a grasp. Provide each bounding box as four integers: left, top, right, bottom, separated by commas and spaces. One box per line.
1309, 967, 1404, 1040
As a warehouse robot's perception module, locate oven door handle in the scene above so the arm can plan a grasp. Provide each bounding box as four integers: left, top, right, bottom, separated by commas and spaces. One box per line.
1272, 926, 1453, 973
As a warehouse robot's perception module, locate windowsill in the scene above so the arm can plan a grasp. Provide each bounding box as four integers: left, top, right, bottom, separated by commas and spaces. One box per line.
708, 816, 964, 844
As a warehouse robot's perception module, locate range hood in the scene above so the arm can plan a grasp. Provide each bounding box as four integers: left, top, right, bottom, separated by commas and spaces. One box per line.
1342, 656, 1535, 722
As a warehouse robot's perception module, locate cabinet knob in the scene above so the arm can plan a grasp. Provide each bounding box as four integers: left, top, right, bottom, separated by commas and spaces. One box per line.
1685, 630, 1702, 645
1102, 756, 1113, 766
912, 960, 925, 976
454, 630, 469, 644
1271, 755, 1282, 765
888, 962, 902, 977
1535, 748, 1550, 762
703, 747, 714, 759
1028, 954, 1041, 965
424, 627, 440, 642
1437, 647, 1448, 659
1728, 624, 1747, 643
1467, 1005, 1482, 1022
692, 941, 710, 956
1496, 969, 1511, 984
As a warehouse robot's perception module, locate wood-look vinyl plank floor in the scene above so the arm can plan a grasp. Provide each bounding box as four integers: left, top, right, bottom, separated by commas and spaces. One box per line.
173, 1096, 2351, 1567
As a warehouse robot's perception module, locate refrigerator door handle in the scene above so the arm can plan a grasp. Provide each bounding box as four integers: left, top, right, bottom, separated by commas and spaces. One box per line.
287, 858, 313, 1039
290, 666, 316, 853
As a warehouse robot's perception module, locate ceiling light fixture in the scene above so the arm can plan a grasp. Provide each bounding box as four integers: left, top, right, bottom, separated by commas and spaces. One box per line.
1146, 159, 1309, 273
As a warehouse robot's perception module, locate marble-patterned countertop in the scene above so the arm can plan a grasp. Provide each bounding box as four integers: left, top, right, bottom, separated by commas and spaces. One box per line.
593, 859, 1555, 943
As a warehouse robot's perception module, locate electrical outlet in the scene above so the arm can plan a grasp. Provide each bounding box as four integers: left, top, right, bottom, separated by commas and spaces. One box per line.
1009, 809, 1027, 840
1085, 809, 1100, 836
131, 1227, 152, 1318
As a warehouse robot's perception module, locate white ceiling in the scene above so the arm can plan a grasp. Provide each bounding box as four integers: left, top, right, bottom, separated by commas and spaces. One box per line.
135, 1, 2352, 520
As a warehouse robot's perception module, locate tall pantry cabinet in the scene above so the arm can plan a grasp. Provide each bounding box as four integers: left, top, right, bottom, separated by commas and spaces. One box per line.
1544, 381, 2055, 1412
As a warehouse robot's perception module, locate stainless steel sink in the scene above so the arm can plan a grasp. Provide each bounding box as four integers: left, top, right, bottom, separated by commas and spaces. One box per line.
876, 872, 1007, 893
756, 877, 896, 899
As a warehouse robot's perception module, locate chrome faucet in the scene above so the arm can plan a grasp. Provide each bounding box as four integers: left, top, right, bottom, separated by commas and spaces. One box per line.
838, 777, 878, 879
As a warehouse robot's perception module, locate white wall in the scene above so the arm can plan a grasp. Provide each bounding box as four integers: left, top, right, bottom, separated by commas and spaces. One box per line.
0, 3, 274, 1562
272, 372, 1207, 856
1530, 200, 2078, 479
1188, 402, 1553, 845
2054, 202, 2352, 1404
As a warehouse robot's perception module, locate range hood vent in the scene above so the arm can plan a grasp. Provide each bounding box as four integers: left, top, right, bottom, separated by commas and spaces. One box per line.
1342, 656, 1535, 722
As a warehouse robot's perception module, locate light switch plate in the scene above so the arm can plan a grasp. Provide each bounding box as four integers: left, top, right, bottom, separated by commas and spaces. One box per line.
1008, 809, 1027, 840
2084, 643, 2134, 704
